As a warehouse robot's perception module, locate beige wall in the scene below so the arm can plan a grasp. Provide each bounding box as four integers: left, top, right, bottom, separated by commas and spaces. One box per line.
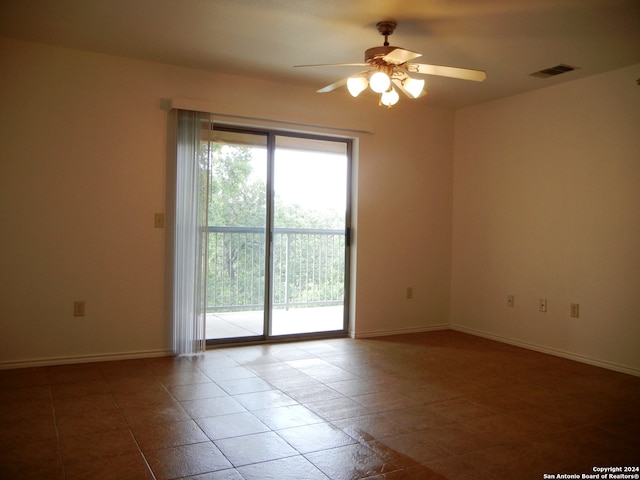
355, 107, 454, 336
0, 38, 453, 366
451, 64, 640, 374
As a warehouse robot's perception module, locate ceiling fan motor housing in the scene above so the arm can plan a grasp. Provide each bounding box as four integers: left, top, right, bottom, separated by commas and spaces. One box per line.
365, 46, 402, 67
369, 21, 401, 67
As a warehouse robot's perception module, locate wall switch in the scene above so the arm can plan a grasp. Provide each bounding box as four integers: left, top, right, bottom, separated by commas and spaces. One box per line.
506, 295, 514, 307
570, 303, 580, 318
73, 301, 86, 317
154, 213, 165, 228
539, 298, 547, 312
406, 287, 413, 299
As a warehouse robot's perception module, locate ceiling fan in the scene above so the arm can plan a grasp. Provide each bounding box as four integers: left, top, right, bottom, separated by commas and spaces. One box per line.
294, 21, 487, 107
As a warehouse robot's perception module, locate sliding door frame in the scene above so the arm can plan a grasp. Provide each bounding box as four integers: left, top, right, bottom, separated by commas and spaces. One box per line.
205, 123, 352, 347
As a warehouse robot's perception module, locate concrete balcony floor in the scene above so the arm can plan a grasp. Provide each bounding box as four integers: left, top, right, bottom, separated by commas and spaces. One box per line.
206, 305, 344, 340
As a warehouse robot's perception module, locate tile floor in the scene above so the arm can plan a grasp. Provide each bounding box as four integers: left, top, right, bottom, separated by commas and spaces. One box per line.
1, 331, 639, 480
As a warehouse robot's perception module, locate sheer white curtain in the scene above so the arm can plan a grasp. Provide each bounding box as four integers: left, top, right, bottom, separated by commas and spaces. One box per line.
173, 109, 212, 356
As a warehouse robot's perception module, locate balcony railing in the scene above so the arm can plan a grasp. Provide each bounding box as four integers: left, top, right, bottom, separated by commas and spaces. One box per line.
206, 226, 346, 312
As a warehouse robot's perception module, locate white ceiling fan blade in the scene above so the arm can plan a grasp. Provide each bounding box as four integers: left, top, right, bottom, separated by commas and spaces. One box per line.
317, 77, 350, 93
407, 63, 487, 81
391, 78, 413, 98
294, 63, 369, 68
314, 70, 372, 93
382, 48, 422, 65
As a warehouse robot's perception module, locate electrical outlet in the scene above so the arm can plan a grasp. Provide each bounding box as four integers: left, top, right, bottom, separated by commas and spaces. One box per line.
73, 301, 85, 317
406, 287, 413, 299
539, 298, 547, 312
506, 295, 514, 307
570, 303, 580, 318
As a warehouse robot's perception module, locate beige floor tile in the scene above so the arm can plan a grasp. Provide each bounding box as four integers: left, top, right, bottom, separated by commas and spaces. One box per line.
233, 389, 298, 411
53, 392, 119, 417
0, 415, 58, 447
122, 401, 191, 426
167, 381, 228, 401
50, 379, 111, 398
182, 468, 245, 479
237, 455, 330, 480
65, 452, 154, 480
0, 331, 638, 480
276, 422, 356, 454
145, 441, 232, 480
180, 395, 247, 418
56, 409, 129, 438
197, 411, 270, 440
132, 419, 210, 451
305, 443, 400, 480
379, 430, 455, 465
0, 438, 64, 480
214, 431, 298, 466
59, 429, 140, 464
251, 404, 325, 430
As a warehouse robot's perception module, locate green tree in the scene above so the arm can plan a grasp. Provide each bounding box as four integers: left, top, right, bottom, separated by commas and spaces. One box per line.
207, 143, 266, 228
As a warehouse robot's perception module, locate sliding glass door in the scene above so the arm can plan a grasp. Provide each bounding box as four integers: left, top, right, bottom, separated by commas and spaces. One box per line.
205, 126, 351, 344
270, 136, 348, 336
204, 129, 268, 341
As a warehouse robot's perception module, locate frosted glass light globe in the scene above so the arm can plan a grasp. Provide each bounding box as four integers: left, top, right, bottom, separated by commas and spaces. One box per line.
403, 77, 425, 98
347, 76, 368, 97
380, 87, 399, 107
369, 71, 391, 93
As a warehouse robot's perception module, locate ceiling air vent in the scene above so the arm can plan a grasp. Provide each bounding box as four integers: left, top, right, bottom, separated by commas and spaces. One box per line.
530, 64, 578, 78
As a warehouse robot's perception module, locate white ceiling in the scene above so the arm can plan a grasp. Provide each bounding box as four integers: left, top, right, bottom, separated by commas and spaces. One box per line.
1, 0, 639, 109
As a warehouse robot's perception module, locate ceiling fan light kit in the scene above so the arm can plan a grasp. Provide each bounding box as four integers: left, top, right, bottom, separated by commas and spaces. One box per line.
369, 70, 392, 93
346, 76, 368, 97
402, 77, 425, 98
380, 87, 400, 107
295, 20, 486, 109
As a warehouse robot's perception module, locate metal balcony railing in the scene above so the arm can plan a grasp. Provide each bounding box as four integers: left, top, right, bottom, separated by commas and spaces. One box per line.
206, 226, 346, 312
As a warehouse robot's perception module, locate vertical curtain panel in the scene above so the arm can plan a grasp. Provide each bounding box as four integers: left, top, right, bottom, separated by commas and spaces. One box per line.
173, 110, 212, 356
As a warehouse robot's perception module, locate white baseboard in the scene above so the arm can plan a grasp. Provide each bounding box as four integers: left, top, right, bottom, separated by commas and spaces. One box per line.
451, 324, 640, 377
0, 349, 174, 370
353, 324, 449, 339
3, 327, 638, 378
